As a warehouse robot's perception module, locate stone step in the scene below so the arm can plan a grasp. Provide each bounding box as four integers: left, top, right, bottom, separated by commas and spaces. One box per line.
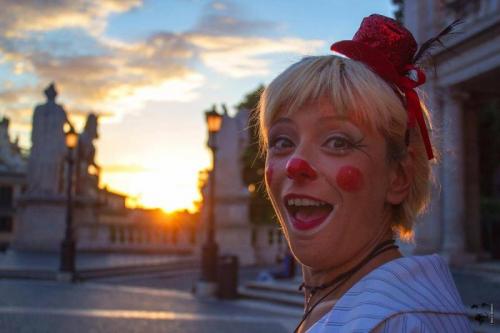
77, 259, 199, 280
238, 286, 303, 307
463, 261, 500, 275
244, 280, 303, 296
234, 299, 303, 318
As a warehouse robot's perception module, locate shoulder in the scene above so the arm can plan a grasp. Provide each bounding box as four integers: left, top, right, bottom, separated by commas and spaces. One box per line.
307, 254, 469, 333
371, 312, 473, 333
347, 254, 467, 314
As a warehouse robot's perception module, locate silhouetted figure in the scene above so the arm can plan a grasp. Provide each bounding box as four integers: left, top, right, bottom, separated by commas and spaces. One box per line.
27, 83, 73, 195
75, 113, 99, 198
271, 247, 296, 279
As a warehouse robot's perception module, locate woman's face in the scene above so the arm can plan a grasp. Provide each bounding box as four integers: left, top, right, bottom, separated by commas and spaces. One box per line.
265, 98, 398, 269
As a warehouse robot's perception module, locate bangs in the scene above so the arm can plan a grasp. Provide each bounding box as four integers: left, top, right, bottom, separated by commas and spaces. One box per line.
259, 55, 407, 146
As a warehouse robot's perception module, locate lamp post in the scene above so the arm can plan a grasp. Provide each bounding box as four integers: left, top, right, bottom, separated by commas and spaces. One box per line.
59, 127, 78, 280
200, 108, 223, 287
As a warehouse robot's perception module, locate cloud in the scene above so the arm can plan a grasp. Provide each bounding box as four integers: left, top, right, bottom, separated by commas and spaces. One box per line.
0, 89, 24, 105
189, 35, 324, 77
0, 0, 142, 37
107, 72, 205, 112
194, 0, 279, 37
0, 86, 41, 123
17, 31, 198, 114
0, 0, 324, 132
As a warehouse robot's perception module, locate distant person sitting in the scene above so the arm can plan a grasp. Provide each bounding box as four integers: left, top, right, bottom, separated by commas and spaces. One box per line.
271, 248, 296, 279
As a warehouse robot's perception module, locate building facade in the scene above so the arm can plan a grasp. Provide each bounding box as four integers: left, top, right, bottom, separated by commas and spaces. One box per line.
402, 0, 500, 264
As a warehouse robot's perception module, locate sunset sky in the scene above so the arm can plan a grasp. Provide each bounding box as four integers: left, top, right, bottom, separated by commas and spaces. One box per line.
0, 0, 395, 212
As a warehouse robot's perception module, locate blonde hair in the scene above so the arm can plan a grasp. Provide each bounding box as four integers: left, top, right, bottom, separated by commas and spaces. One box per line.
258, 55, 435, 242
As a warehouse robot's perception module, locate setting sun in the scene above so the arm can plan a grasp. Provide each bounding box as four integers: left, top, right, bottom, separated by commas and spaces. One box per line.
99, 153, 209, 213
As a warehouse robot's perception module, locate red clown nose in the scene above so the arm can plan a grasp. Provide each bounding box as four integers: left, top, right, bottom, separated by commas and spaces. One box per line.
286, 158, 318, 181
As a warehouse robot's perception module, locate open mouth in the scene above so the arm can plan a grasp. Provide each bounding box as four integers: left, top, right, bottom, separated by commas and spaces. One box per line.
284, 195, 334, 231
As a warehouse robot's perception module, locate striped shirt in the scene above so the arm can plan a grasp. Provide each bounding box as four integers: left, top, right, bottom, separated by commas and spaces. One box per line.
306, 254, 473, 332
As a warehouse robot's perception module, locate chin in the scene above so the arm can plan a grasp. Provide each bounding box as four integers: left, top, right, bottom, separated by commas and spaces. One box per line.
288, 238, 328, 268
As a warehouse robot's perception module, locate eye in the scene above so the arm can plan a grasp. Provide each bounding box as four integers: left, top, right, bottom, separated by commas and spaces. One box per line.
322, 135, 355, 152
269, 136, 294, 152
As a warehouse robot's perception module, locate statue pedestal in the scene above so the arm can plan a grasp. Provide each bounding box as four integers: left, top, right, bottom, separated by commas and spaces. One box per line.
213, 194, 255, 266
216, 223, 255, 266
11, 194, 67, 252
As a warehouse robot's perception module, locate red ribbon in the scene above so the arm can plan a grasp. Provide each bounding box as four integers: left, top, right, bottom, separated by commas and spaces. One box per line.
331, 42, 434, 160
398, 65, 433, 160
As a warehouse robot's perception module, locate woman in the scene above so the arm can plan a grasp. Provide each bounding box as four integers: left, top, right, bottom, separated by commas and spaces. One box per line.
258, 15, 472, 332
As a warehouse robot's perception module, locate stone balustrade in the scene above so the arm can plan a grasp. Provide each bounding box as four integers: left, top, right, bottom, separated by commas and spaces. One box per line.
76, 223, 196, 254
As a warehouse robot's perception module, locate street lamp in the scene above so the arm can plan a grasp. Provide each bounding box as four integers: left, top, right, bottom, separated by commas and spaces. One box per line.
200, 108, 223, 287
59, 127, 78, 280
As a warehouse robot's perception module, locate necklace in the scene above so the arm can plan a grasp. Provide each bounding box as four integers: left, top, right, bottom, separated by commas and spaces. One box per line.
293, 239, 399, 333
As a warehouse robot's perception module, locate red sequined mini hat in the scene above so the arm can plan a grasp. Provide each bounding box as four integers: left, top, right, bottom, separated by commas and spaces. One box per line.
331, 14, 434, 160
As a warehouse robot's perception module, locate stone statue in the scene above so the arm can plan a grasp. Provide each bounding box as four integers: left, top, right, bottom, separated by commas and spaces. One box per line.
27, 83, 73, 195
0, 117, 26, 172
75, 113, 99, 198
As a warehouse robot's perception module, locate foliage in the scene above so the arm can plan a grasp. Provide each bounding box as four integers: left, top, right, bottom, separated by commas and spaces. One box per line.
391, 0, 404, 23
238, 84, 277, 225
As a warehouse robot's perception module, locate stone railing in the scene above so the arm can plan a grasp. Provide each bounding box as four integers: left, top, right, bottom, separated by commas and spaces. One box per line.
76, 223, 196, 254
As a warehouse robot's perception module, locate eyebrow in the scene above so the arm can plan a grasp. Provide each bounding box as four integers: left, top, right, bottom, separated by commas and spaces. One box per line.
316, 115, 364, 135
272, 115, 349, 126
315, 115, 349, 123
272, 117, 294, 126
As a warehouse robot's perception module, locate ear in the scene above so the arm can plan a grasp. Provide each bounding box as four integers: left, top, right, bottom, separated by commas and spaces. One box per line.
386, 148, 414, 205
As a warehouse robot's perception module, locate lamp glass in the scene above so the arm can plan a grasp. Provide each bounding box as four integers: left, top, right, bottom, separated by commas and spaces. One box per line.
88, 165, 98, 175
66, 129, 78, 148
205, 110, 222, 133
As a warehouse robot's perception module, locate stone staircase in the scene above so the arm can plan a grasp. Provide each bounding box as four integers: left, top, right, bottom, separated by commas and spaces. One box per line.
238, 276, 500, 333
238, 278, 303, 308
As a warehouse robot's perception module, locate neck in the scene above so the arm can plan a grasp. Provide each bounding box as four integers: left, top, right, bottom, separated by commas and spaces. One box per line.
302, 228, 402, 298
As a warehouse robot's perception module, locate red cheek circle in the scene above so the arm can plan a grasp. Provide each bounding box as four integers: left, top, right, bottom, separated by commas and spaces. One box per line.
336, 166, 364, 192
265, 165, 273, 184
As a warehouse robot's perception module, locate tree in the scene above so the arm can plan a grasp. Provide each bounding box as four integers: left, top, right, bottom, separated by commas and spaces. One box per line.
237, 85, 277, 225
392, 0, 404, 23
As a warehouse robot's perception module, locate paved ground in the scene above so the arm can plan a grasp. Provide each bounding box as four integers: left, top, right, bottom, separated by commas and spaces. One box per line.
452, 268, 500, 311
0, 281, 296, 332
0, 266, 298, 333
1, 263, 499, 332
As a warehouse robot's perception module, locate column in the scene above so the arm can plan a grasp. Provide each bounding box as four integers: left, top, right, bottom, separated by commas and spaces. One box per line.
440, 87, 475, 266
414, 82, 443, 254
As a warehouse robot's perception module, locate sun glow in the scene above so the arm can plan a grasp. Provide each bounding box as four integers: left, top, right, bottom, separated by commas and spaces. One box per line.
100, 156, 207, 213
101, 169, 201, 213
